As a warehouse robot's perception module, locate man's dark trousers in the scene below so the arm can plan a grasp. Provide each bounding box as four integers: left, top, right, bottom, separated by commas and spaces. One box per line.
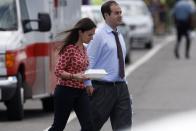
90, 80, 132, 131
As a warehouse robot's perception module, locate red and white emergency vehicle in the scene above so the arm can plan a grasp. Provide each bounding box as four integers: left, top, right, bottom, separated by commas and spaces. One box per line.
0, 0, 81, 120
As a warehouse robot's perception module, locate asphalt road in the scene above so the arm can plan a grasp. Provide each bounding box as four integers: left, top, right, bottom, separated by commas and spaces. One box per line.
131, 33, 196, 131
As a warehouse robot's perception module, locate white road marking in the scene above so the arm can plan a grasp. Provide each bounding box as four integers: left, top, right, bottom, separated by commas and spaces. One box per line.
43, 35, 175, 130
67, 112, 77, 123
125, 36, 174, 77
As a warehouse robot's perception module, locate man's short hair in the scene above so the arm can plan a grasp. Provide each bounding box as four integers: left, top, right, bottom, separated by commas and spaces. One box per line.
101, 0, 119, 19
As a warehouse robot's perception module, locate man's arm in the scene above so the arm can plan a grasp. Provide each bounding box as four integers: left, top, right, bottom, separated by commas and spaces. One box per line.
85, 32, 103, 86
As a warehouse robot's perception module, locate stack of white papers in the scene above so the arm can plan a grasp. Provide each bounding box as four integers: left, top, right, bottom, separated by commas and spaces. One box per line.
84, 69, 108, 79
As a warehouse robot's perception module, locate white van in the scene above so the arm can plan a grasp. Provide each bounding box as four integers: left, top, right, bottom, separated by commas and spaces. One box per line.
0, 0, 81, 120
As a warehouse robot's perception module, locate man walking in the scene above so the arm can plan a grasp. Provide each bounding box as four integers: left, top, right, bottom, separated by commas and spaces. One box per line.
173, 0, 194, 59
86, 1, 132, 131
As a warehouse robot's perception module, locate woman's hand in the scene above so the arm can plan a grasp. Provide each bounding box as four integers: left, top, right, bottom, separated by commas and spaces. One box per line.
86, 86, 94, 96
73, 72, 89, 81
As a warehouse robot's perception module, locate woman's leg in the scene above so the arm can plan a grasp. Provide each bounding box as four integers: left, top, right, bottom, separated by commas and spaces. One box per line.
49, 86, 75, 131
74, 90, 94, 131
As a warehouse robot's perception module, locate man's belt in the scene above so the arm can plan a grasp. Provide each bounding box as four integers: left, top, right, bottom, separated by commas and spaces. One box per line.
92, 80, 125, 86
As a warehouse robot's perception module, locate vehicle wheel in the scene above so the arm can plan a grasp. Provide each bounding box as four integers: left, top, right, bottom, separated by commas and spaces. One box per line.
6, 73, 24, 120
145, 41, 153, 49
41, 97, 54, 112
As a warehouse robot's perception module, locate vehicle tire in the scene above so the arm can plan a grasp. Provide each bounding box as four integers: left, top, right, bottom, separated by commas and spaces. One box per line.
145, 41, 153, 49
6, 73, 24, 120
41, 97, 54, 112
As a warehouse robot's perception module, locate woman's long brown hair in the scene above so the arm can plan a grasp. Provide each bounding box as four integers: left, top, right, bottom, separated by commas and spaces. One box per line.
58, 17, 96, 55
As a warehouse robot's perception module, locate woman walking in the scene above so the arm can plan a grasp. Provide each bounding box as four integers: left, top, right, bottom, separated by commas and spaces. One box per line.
48, 17, 96, 131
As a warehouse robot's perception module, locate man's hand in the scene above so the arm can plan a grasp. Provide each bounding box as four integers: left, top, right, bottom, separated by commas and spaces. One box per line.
86, 86, 94, 96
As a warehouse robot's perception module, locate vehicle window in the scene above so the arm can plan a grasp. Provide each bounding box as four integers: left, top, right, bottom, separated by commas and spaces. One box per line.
92, 9, 103, 24
0, 0, 18, 31
19, 0, 31, 31
82, 6, 103, 24
121, 3, 149, 16
82, 10, 90, 18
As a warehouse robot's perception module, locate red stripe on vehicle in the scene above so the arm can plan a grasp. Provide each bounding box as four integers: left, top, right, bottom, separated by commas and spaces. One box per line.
25, 43, 51, 57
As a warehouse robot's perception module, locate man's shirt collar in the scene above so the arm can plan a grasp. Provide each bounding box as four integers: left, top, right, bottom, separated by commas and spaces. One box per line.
104, 23, 119, 34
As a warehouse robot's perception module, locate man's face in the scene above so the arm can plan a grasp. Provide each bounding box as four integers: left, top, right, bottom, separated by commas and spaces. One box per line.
105, 4, 122, 28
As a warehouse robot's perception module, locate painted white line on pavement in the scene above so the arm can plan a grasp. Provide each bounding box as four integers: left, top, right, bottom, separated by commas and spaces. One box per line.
67, 112, 77, 123
43, 126, 50, 131
43, 112, 76, 131
125, 35, 174, 77
43, 35, 175, 130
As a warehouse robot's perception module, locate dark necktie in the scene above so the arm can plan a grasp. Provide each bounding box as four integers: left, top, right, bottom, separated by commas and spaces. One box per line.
112, 31, 125, 78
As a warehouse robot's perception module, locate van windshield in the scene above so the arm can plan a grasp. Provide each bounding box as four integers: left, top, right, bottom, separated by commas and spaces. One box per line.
121, 3, 149, 17
0, 0, 18, 31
